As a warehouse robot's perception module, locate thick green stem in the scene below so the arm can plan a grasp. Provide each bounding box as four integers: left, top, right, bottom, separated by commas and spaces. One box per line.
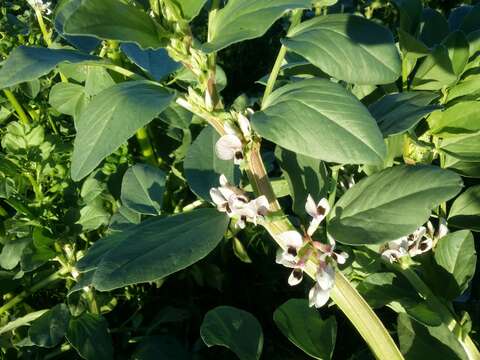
0, 270, 64, 315
262, 10, 303, 107
3, 89, 30, 125
135, 127, 158, 166
177, 100, 404, 359
398, 260, 480, 359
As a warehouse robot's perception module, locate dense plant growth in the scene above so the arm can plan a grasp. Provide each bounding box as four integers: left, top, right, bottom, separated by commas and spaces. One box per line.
0, 0, 479, 358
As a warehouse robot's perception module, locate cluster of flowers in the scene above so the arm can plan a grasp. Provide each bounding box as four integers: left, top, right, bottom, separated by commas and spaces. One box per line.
210, 112, 349, 308
276, 196, 348, 308
381, 219, 448, 263
27, 0, 52, 14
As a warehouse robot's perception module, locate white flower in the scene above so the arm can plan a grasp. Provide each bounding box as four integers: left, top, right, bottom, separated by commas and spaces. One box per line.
313, 236, 349, 265
210, 175, 269, 228
27, 0, 52, 14
309, 264, 335, 308
276, 231, 307, 285
381, 225, 435, 262
237, 113, 251, 140
215, 134, 243, 164
305, 194, 330, 236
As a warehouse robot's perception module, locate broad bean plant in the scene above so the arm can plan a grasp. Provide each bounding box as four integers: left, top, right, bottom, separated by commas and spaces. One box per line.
0, 0, 479, 358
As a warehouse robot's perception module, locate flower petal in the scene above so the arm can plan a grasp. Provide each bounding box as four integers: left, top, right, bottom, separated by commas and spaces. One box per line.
210, 188, 226, 208
288, 268, 303, 286
278, 231, 303, 249
316, 265, 335, 290
308, 284, 330, 308
215, 134, 242, 160
307, 218, 321, 236
238, 113, 251, 138
305, 194, 318, 218
316, 198, 330, 218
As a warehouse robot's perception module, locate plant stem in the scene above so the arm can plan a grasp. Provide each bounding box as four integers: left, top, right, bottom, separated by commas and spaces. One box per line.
176, 100, 404, 359
0, 270, 64, 315
3, 89, 30, 125
135, 127, 158, 166
398, 260, 480, 359
261, 10, 303, 107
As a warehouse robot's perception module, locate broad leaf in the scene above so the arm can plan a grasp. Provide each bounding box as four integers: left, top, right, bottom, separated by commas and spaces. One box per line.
173, 0, 208, 20
252, 79, 386, 165
84, 66, 115, 97
283, 14, 401, 84
443, 31, 470, 75
200, 306, 263, 360
397, 313, 468, 359
445, 156, 480, 178
411, 45, 458, 90
429, 101, 480, 136
369, 92, 440, 137
419, 8, 449, 47
392, 0, 422, 34
121, 164, 166, 215
273, 299, 336, 359
328, 165, 463, 245
29, 304, 70, 348
446, 74, 480, 103
66, 313, 113, 360
77, 209, 228, 290
109, 206, 142, 231
121, 43, 181, 81
71, 81, 174, 181
440, 132, 480, 162
184, 126, 236, 201
275, 147, 329, 217
49, 83, 87, 117
449, 186, 480, 232
434, 230, 476, 299
0, 310, 48, 335
0, 238, 31, 270
63, 0, 168, 49
0, 46, 99, 89
202, 0, 310, 53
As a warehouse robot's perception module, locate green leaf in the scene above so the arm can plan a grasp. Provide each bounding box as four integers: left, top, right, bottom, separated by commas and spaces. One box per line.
63, 0, 168, 49
77, 208, 228, 290
158, 103, 193, 129
200, 306, 263, 360
49, 83, 87, 117
397, 313, 468, 359
173, 0, 207, 20
66, 313, 113, 360
29, 304, 71, 348
328, 165, 463, 245
0, 238, 31, 270
132, 335, 190, 360
121, 164, 166, 215
449, 185, 480, 231
121, 43, 180, 82
0, 46, 99, 89
430, 101, 480, 136
273, 299, 336, 359
71, 80, 174, 181
434, 230, 476, 299
445, 155, 480, 178
446, 74, 480, 103
252, 79, 386, 165
275, 147, 329, 217
443, 31, 470, 76
202, 0, 311, 53
84, 66, 115, 96
0, 310, 48, 335
392, 0, 422, 34
369, 92, 440, 137
411, 45, 458, 90
419, 8, 449, 47
283, 14, 401, 84
440, 132, 480, 162
184, 126, 236, 201
77, 199, 110, 231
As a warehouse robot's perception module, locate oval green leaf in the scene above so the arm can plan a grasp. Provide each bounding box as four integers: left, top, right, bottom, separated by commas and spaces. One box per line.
283, 14, 401, 84
121, 164, 166, 215
78, 208, 228, 291
273, 299, 337, 359
328, 165, 463, 245
0, 46, 99, 90
202, 0, 310, 53
29, 304, 71, 348
63, 0, 168, 49
200, 306, 263, 360
71, 80, 174, 181
449, 185, 480, 232
252, 78, 386, 165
